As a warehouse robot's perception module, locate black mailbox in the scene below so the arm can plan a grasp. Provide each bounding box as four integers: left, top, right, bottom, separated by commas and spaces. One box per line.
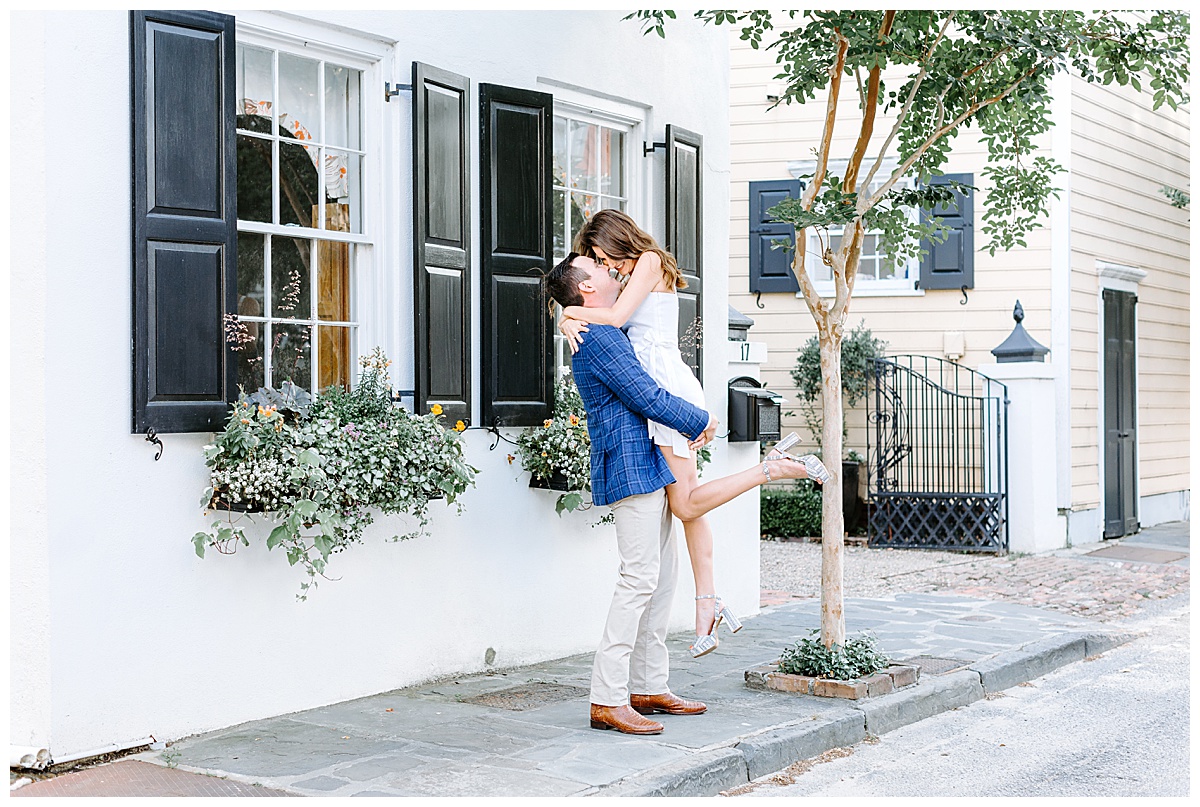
728, 376, 783, 442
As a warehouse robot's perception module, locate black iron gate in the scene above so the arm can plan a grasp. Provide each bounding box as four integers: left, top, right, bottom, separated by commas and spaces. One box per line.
866, 355, 1009, 552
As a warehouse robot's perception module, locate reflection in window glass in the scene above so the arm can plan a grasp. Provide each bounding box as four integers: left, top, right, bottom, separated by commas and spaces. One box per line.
272, 323, 312, 389
272, 237, 312, 320
318, 326, 352, 391
235, 45, 274, 129
324, 64, 361, 150
278, 53, 320, 144
233, 319, 265, 393
317, 241, 350, 322
569, 120, 599, 193
279, 141, 318, 228
602, 128, 623, 197
237, 232, 266, 315
323, 150, 361, 232
236, 134, 273, 222
552, 116, 567, 187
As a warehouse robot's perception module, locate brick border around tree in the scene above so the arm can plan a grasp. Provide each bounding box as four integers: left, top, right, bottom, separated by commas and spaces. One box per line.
745, 662, 920, 700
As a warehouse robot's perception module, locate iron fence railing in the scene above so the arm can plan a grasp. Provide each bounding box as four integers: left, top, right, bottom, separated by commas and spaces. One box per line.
866, 355, 1009, 552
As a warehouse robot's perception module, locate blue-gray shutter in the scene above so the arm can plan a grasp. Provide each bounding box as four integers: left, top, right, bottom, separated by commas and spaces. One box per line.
131, 10, 237, 434
666, 125, 703, 383
748, 179, 801, 293
918, 173, 974, 290
479, 84, 554, 427
413, 63, 471, 424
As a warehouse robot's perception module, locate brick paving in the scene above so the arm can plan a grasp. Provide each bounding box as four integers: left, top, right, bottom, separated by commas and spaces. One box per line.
11, 760, 295, 797
760, 542, 1189, 622
899, 554, 1190, 621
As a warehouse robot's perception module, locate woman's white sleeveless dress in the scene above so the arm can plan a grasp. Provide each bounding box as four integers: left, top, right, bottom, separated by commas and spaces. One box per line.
623, 291, 706, 459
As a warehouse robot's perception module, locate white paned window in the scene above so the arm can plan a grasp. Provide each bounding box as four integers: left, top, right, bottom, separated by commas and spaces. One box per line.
551, 100, 640, 375
788, 158, 921, 296
232, 39, 368, 394
552, 110, 630, 263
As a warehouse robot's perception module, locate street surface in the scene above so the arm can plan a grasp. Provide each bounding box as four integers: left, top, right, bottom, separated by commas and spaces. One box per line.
731, 596, 1190, 797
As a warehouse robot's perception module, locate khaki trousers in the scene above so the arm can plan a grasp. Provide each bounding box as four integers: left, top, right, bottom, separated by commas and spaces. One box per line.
590, 488, 677, 706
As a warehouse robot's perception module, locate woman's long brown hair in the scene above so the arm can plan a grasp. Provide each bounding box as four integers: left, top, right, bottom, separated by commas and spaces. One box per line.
573, 209, 687, 290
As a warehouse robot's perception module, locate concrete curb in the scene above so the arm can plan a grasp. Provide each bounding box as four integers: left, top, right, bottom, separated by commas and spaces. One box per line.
594, 748, 747, 797
970, 632, 1088, 694
599, 628, 1136, 797
853, 669, 983, 736
735, 713, 865, 781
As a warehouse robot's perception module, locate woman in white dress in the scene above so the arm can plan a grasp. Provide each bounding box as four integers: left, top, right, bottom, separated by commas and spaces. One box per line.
558, 210, 826, 657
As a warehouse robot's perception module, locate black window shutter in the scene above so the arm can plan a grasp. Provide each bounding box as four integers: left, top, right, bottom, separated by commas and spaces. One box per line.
666, 125, 703, 383
413, 63, 472, 424
479, 84, 554, 427
748, 179, 801, 294
918, 172, 974, 290
131, 10, 237, 434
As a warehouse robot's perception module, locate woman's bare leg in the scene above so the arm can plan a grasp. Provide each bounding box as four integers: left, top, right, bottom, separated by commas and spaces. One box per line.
660, 448, 717, 637
661, 447, 813, 637
666, 452, 810, 522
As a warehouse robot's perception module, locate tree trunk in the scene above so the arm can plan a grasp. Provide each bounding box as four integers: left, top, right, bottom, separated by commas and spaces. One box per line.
819, 330, 845, 648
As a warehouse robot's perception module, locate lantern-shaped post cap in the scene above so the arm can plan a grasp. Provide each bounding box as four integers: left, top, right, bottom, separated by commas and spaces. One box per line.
991, 300, 1049, 363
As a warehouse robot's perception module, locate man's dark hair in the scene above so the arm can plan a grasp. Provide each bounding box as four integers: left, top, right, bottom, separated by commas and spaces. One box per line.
545, 251, 589, 309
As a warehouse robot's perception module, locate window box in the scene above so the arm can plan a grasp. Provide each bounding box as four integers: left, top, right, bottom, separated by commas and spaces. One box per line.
529, 471, 576, 492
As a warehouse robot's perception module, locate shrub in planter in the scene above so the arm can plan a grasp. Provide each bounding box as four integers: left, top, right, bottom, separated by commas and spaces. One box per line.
195, 348, 478, 600
515, 375, 715, 517
789, 321, 887, 455
515, 376, 592, 514
760, 481, 823, 539
778, 629, 890, 680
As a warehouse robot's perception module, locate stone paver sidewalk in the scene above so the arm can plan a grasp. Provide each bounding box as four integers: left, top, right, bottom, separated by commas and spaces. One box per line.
116, 593, 1103, 797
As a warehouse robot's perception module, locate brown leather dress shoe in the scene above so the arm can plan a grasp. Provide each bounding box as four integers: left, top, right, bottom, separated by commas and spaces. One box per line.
630, 691, 708, 715
589, 703, 664, 735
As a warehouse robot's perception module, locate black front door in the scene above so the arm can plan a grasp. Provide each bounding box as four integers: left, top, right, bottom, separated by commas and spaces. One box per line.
1103, 289, 1139, 538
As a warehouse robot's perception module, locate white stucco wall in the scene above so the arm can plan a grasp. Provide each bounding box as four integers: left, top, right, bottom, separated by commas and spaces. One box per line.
9, 10, 743, 759
10, 11, 54, 752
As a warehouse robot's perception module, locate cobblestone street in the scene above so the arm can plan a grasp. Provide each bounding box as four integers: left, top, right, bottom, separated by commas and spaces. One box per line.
760, 522, 1190, 622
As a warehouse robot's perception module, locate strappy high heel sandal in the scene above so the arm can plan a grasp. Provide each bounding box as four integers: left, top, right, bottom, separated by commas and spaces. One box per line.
689, 595, 744, 658
766, 432, 831, 484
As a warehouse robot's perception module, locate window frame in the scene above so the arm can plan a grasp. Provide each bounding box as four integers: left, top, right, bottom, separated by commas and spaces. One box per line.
232, 15, 393, 394
787, 157, 925, 299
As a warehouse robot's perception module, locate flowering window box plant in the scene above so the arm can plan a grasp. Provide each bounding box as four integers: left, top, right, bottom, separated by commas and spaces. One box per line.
515, 376, 592, 514
195, 348, 478, 599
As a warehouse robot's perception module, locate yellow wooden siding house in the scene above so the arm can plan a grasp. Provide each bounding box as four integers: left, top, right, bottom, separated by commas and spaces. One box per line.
728, 28, 1189, 544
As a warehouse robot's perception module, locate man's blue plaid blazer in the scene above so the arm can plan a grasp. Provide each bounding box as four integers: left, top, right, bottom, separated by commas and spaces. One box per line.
571, 325, 710, 507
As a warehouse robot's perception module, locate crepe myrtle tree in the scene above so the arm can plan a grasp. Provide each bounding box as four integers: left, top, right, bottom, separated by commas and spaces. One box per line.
630, 9, 1189, 648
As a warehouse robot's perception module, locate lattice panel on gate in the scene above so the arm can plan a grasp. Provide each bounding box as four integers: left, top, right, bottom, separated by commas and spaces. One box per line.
868, 493, 1005, 551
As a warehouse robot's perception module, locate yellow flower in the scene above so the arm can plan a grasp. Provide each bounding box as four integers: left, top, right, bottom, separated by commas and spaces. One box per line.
543, 419, 553, 428
454, 420, 466, 432
506, 454, 515, 465
569, 414, 579, 426
240, 418, 250, 425
430, 404, 443, 416
541, 452, 548, 457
